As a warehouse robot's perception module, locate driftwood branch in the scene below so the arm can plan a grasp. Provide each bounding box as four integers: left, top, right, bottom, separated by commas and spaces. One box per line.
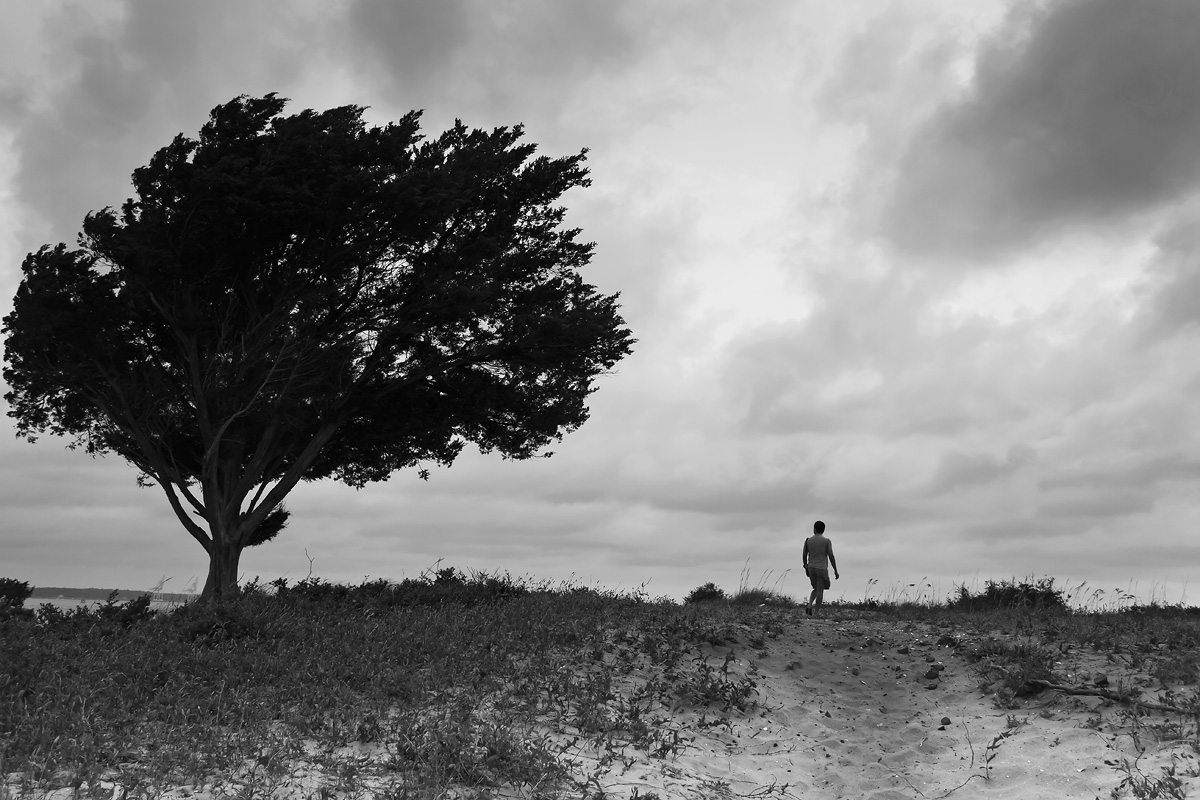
1027, 680, 1197, 715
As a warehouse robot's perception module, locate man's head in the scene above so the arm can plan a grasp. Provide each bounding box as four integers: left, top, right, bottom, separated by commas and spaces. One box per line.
814, 520, 825, 534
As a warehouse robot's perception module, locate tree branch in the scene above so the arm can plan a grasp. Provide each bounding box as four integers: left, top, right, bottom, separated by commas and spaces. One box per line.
157, 477, 212, 553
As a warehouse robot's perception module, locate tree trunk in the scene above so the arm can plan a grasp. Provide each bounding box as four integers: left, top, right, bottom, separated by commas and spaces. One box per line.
200, 538, 243, 603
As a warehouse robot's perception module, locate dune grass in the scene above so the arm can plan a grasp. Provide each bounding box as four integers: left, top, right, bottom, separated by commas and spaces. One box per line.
1, 570, 777, 799
2, 571, 1199, 799
834, 576, 1200, 799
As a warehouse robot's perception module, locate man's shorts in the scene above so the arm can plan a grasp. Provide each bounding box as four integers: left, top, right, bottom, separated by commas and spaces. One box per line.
806, 566, 831, 591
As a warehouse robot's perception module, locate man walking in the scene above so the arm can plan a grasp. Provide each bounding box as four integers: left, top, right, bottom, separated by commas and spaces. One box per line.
802, 520, 838, 616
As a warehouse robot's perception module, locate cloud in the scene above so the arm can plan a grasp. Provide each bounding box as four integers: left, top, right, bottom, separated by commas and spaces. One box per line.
345, 0, 473, 85
1133, 212, 1200, 343
880, 0, 1200, 260
1, 1, 333, 244
718, 266, 1037, 441
343, 0, 643, 133
346, 0, 637, 96
0, 415, 204, 589
4, 2, 1200, 605
927, 444, 1036, 494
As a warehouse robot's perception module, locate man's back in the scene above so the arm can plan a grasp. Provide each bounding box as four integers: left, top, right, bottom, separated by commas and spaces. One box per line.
805, 534, 833, 570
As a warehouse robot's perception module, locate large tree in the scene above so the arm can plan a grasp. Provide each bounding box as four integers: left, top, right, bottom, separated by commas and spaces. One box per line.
3, 94, 634, 601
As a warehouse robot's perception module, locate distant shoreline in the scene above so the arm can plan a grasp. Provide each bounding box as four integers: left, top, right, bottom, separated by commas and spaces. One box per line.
29, 587, 198, 603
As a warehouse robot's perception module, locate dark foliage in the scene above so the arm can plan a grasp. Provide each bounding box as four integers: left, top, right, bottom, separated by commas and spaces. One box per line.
32, 590, 156, 635
947, 577, 1068, 612
684, 582, 726, 604
268, 567, 530, 610
0, 578, 34, 621
0, 577, 32, 607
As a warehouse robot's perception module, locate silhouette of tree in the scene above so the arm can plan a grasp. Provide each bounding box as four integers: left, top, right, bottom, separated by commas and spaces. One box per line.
3, 94, 634, 601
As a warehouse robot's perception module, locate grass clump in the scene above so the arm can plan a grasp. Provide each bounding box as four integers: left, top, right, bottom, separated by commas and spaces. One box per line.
962, 637, 1060, 707
728, 563, 797, 608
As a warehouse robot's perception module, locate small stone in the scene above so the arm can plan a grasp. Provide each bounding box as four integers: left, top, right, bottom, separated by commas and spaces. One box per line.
925, 654, 935, 662
940, 716, 952, 726
850, 666, 860, 676
1093, 672, 1109, 687
937, 634, 957, 646
898, 646, 910, 655
923, 667, 941, 680
925, 681, 939, 690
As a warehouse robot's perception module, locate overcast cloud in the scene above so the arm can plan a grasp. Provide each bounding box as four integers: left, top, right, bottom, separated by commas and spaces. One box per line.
881, 0, 1200, 259
2, 0, 1199, 605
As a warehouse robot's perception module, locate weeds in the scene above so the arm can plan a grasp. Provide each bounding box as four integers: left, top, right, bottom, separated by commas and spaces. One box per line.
962, 637, 1059, 706
682, 564, 798, 608
1110, 755, 1196, 799
731, 562, 796, 608
0, 571, 769, 798
982, 728, 1015, 782
6, 571, 1200, 798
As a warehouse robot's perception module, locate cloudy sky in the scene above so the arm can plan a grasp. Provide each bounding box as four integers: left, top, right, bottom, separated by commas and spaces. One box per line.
2, 0, 1200, 605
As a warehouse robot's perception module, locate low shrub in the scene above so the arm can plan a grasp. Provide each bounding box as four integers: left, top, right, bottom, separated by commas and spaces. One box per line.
684, 582, 726, 604
0, 578, 34, 621
270, 568, 530, 609
0, 577, 33, 607
948, 577, 1068, 612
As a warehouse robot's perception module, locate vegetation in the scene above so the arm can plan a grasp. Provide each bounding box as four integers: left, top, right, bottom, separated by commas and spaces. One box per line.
837, 577, 1200, 798
0, 579, 33, 622
1, 570, 773, 799
682, 582, 725, 604
2, 94, 634, 602
4, 573, 1199, 798
0, 579, 32, 608
685, 563, 798, 608
946, 576, 1069, 612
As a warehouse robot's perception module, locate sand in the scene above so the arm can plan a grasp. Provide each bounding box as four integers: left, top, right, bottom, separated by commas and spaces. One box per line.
558, 608, 1200, 799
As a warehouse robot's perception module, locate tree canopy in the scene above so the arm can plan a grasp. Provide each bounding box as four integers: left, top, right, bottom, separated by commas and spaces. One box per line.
3, 94, 634, 601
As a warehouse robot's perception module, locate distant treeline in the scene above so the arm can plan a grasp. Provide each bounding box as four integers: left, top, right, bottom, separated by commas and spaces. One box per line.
30, 587, 197, 603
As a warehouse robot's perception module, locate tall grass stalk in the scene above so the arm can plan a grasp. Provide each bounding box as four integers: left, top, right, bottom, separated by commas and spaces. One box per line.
731, 561, 795, 607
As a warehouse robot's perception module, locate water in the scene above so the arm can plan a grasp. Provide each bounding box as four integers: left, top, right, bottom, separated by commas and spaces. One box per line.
28, 597, 192, 613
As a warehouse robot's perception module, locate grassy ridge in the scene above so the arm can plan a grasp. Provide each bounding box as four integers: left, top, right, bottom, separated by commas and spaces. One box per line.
3, 573, 1200, 799
828, 578, 1200, 710
1, 571, 777, 799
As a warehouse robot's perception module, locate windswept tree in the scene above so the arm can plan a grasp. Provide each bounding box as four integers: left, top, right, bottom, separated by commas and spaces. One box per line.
3, 94, 634, 601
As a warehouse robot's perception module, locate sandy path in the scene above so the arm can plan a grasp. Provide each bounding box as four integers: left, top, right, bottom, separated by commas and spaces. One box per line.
572, 608, 1200, 799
